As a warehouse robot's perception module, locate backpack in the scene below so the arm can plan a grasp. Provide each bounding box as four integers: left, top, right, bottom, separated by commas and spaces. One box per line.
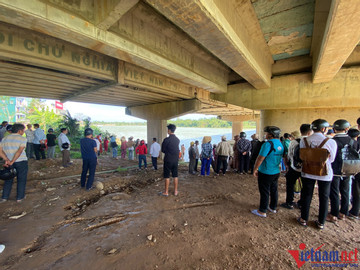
292, 139, 302, 169
341, 140, 360, 175
300, 137, 330, 176
265, 140, 275, 157
111, 141, 118, 148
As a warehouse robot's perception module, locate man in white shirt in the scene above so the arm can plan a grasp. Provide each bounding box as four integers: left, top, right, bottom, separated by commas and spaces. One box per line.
58, 128, 71, 167
150, 137, 161, 170
33, 123, 46, 160
24, 124, 35, 159
297, 119, 337, 229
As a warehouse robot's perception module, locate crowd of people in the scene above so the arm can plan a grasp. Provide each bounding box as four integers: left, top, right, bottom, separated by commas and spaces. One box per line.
1, 117, 360, 231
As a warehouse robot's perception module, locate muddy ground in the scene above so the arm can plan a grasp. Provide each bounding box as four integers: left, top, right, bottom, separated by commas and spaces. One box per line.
0, 155, 359, 270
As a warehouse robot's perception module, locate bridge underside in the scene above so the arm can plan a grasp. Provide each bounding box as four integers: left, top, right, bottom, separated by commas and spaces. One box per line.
0, 0, 360, 140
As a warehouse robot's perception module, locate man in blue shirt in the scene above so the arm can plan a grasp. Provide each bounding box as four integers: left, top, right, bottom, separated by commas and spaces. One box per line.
252, 126, 284, 218
80, 128, 97, 191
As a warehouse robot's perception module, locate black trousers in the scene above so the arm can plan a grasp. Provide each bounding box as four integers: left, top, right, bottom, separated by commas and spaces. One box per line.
300, 177, 331, 224
285, 167, 301, 205
151, 156, 158, 170
34, 144, 46, 160
216, 155, 228, 174
329, 176, 350, 217
194, 159, 199, 172
257, 172, 280, 213
350, 174, 360, 217
238, 152, 250, 173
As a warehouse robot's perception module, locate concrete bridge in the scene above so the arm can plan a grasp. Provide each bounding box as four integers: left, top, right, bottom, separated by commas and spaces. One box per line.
0, 0, 359, 144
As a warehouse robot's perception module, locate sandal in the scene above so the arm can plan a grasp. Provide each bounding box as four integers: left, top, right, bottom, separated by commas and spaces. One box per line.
348, 213, 359, 220
158, 192, 169, 197
297, 217, 307, 227
338, 213, 346, 220
314, 220, 324, 230
326, 214, 339, 226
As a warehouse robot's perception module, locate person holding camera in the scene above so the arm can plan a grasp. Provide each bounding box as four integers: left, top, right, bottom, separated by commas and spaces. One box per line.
0, 123, 28, 203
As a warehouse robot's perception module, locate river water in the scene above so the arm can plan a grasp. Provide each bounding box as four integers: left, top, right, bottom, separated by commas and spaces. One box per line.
97, 125, 256, 161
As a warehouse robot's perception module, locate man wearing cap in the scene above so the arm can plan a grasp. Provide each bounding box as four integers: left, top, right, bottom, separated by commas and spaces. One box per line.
252, 126, 284, 218
80, 128, 97, 190
215, 135, 233, 176
327, 119, 354, 223
200, 136, 213, 176
160, 124, 180, 196
297, 119, 337, 229
236, 132, 252, 174
281, 124, 312, 209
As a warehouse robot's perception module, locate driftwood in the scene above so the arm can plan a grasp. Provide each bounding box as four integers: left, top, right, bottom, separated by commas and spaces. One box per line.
166, 202, 216, 211
84, 216, 126, 231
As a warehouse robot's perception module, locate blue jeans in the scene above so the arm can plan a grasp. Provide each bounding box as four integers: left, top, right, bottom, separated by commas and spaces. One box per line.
81, 158, 97, 190
2, 161, 28, 200
112, 147, 117, 158
201, 157, 212, 176
128, 149, 134, 160
139, 155, 147, 169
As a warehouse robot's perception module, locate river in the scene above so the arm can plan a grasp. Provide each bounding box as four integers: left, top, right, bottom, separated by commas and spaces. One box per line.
97, 125, 256, 161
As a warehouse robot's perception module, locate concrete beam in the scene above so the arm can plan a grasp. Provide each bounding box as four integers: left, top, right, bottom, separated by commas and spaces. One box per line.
146, 0, 273, 89
95, 0, 139, 30
0, 0, 227, 93
219, 115, 259, 122
125, 99, 202, 120
312, 0, 360, 83
61, 81, 117, 103
214, 67, 360, 110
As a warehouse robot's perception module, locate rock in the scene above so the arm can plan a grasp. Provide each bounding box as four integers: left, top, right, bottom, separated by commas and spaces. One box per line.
100, 190, 105, 195
184, 221, 188, 226
111, 193, 131, 201
46, 188, 56, 192
108, 248, 117, 254
95, 181, 104, 190
147, 235, 153, 241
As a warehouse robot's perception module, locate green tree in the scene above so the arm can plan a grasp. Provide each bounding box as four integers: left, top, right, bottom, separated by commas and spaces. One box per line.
27, 105, 62, 131
62, 110, 80, 138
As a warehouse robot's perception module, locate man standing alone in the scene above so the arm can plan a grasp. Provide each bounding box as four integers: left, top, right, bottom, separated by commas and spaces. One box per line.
150, 137, 161, 170
160, 124, 180, 196
58, 128, 71, 167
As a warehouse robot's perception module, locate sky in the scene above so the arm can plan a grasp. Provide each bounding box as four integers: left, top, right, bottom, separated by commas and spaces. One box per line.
63, 101, 215, 122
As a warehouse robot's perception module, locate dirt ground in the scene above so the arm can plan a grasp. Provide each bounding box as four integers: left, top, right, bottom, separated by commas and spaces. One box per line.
0, 155, 359, 270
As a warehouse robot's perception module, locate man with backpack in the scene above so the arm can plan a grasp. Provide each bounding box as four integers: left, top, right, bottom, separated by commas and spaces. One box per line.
281, 124, 312, 209
297, 119, 337, 229
327, 119, 356, 223
251, 126, 284, 218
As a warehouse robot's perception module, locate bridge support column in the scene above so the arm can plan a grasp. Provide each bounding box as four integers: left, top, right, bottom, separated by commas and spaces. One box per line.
260, 108, 360, 138
232, 121, 243, 139
126, 99, 202, 150
147, 120, 167, 151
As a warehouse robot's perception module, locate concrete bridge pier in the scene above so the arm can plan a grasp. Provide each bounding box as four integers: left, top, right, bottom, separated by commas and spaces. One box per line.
219, 115, 260, 140
125, 99, 202, 150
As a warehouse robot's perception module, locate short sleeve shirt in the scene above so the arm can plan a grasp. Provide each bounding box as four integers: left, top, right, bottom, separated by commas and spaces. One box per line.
258, 139, 284, 175
80, 138, 97, 160
46, 134, 56, 147
0, 134, 27, 162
